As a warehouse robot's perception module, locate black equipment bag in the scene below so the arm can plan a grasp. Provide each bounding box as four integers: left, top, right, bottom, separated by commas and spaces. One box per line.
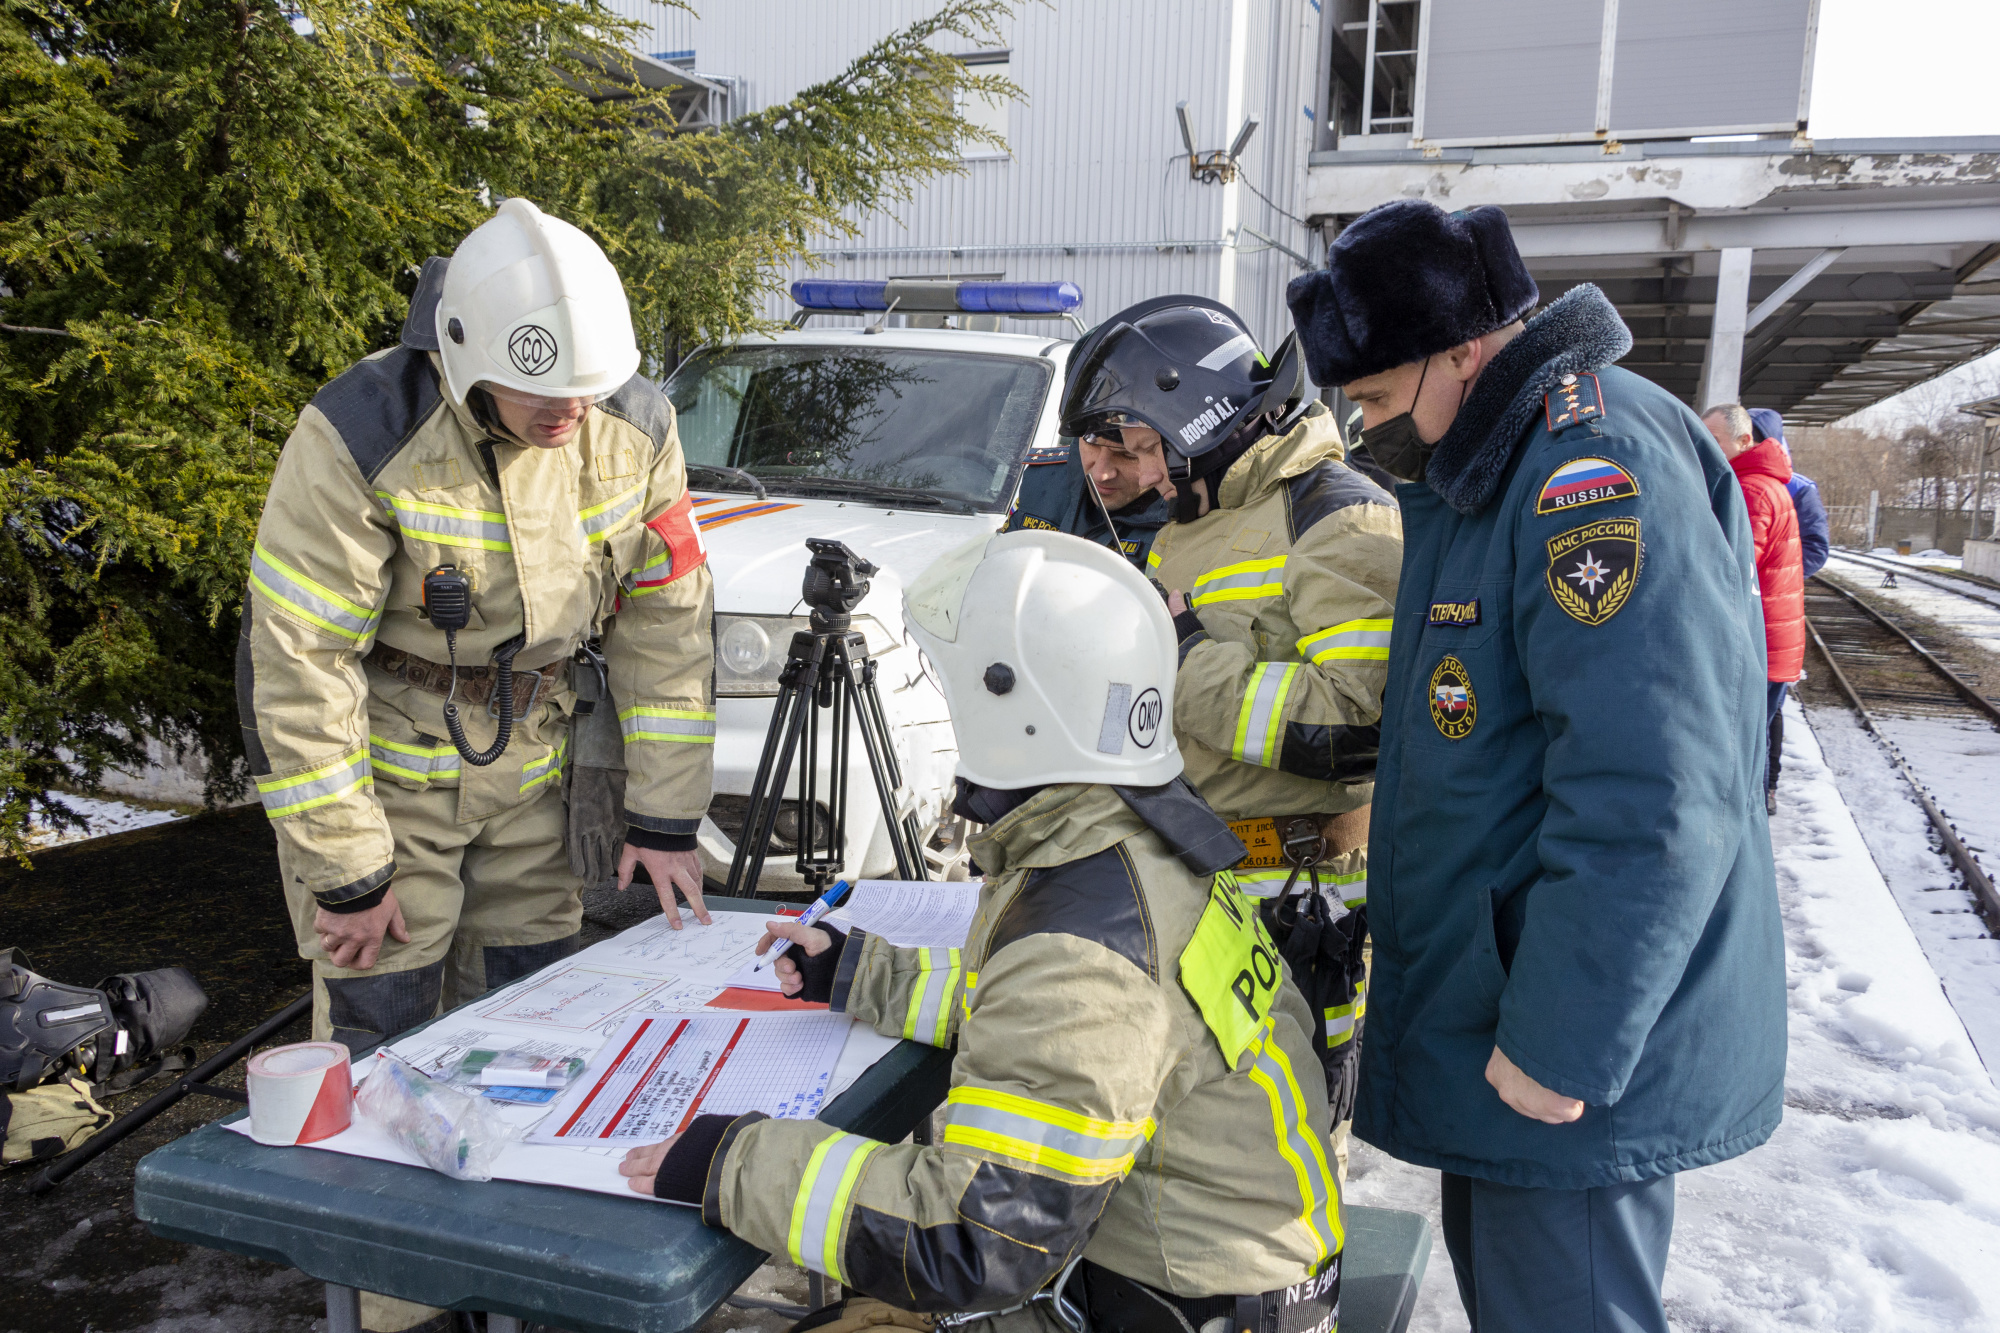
1260, 885, 1368, 1125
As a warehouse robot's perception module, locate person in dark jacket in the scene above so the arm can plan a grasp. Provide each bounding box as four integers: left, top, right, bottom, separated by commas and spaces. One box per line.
1707, 405, 1806, 812
1749, 408, 1830, 577
1286, 199, 1784, 1333
1002, 431, 1171, 570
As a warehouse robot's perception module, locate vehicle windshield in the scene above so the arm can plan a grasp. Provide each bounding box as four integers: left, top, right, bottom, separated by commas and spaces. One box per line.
665, 345, 1053, 513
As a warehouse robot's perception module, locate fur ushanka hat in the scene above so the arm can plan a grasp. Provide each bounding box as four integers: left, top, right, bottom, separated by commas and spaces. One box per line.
1286, 199, 1540, 388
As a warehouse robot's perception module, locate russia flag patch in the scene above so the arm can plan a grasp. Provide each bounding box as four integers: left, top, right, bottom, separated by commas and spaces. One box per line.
1536, 456, 1639, 515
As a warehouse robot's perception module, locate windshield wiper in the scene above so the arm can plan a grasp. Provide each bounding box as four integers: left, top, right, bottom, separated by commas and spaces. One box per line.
686, 463, 767, 500
769, 476, 979, 514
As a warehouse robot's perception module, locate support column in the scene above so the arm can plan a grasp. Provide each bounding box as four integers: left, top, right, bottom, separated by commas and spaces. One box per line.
1696, 247, 1753, 410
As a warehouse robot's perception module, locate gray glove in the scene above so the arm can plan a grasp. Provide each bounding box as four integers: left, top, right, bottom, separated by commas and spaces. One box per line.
566, 659, 629, 887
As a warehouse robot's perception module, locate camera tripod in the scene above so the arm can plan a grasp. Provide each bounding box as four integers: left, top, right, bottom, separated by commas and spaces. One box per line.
724, 538, 929, 898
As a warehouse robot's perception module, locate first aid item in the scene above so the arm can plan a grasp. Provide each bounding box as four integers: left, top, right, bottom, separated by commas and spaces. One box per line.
246, 1042, 353, 1146
450, 1047, 587, 1090
753, 879, 853, 972
355, 1054, 518, 1181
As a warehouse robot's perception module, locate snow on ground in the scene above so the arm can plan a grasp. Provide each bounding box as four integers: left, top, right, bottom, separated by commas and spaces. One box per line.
1342, 701, 2000, 1331
1823, 553, 2000, 655
27, 792, 184, 849
1810, 704, 2000, 1075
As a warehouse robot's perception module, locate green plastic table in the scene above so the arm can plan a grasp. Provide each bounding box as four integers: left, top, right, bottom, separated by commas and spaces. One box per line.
134, 898, 1432, 1333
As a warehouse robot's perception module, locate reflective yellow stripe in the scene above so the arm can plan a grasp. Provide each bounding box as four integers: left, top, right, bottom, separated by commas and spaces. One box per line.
520, 735, 568, 793
961, 969, 978, 1021
1297, 617, 1394, 664
367, 734, 460, 785
1232, 662, 1300, 767
1246, 1018, 1343, 1263
1145, 550, 1161, 571
1326, 867, 1366, 907
627, 549, 674, 597
1191, 555, 1287, 607
900, 948, 960, 1046
249, 544, 382, 642
617, 705, 717, 744
1325, 982, 1367, 1048
942, 1086, 1154, 1182
256, 750, 371, 819
375, 492, 512, 551
787, 1132, 880, 1281
578, 481, 646, 541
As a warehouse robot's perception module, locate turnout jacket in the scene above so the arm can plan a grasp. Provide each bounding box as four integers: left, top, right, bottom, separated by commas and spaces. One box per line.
703, 782, 1340, 1310
240, 276, 715, 909
1356, 284, 1785, 1189
1145, 405, 1402, 834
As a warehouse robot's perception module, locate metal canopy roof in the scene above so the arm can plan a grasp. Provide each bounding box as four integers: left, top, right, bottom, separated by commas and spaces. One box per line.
1303, 138, 2000, 424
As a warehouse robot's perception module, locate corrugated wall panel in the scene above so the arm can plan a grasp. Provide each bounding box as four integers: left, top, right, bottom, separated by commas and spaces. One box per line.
602, 1, 1327, 358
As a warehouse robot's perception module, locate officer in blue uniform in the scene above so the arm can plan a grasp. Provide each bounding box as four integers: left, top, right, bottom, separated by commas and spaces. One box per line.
1001, 432, 1170, 569
1287, 200, 1785, 1333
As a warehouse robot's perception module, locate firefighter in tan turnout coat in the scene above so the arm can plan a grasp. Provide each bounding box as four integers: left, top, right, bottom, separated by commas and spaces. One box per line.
1055, 300, 1401, 1175
241, 198, 716, 1069
619, 532, 1342, 1333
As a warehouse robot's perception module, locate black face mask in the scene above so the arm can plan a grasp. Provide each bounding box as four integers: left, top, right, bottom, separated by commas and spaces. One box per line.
1361, 356, 1434, 483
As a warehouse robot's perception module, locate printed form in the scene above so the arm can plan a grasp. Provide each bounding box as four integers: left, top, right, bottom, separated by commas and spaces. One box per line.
531, 1011, 851, 1145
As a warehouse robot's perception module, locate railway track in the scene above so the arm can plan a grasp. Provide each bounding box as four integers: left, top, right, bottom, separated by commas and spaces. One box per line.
1804, 574, 2000, 933
1828, 548, 2000, 610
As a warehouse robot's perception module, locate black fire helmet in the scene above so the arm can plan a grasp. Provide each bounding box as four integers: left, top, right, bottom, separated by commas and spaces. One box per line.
1058, 296, 1306, 480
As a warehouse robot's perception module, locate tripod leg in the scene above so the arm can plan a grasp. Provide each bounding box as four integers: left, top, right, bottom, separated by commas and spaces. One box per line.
731, 681, 811, 898
838, 644, 928, 880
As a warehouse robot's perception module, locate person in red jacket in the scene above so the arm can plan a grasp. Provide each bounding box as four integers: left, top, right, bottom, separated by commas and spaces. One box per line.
1702, 403, 1803, 813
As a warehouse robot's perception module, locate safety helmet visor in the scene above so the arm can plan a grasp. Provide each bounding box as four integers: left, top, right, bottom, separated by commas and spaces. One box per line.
476, 380, 615, 411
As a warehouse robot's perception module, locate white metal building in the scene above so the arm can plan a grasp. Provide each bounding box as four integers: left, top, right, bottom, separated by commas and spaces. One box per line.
604, 0, 1329, 351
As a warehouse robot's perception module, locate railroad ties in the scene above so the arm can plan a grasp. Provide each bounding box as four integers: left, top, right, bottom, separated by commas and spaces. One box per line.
1804, 572, 2000, 934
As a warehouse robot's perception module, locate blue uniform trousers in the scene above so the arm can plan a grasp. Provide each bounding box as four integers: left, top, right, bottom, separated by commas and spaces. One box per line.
1439, 1171, 1675, 1333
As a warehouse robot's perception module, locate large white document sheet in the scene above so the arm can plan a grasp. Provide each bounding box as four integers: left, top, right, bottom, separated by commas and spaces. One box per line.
225, 910, 903, 1198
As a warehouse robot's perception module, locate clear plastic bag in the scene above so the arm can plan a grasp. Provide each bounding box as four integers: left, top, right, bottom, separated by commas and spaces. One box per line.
354, 1055, 520, 1181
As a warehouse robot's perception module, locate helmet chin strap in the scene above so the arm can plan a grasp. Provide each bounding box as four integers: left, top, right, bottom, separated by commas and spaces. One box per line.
1170, 411, 1280, 522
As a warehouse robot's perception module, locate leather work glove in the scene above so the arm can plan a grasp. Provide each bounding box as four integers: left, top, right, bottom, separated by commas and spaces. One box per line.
566, 661, 630, 887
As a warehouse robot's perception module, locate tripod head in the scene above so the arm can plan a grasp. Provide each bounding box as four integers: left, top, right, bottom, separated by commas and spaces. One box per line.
801, 539, 877, 633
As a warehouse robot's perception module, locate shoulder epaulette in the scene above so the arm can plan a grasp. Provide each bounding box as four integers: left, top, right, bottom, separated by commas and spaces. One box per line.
597, 376, 675, 461
1543, 372, 1605, 434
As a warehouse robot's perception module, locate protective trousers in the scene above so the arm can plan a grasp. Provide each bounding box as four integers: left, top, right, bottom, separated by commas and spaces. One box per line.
1440, 1171, 1675, 1333
281, 776, 583, 1053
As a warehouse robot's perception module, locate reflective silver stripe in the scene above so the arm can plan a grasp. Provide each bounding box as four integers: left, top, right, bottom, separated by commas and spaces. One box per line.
1232, 663, 1298, 767
520, 736, 568, 793
578, 482, 646, 541
256, 750, 371, 819
1297, 618, 1394, 664
1325, 983, 1367, 1047
1191, 556, 1287, 607
1326, 868, 1366, 907
375, 492, 511, 551
249, 544, 381, 642
618, 706, 717, 744
901, 948, 960, 1046
941, 1087, 1153, 1181
1197, 331, 1257, 370
368, 735, 460, 784
787, 1132, 879, 1280
1247, 1020, 1342, 1263
1230, 866, 1297, 898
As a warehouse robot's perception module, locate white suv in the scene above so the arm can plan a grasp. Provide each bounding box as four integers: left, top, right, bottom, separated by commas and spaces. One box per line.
662, 280, 1080, 893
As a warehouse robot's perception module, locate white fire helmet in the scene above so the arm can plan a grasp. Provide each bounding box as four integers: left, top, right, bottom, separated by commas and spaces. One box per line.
434, 197, 641, 407
903, 529, 1182, 790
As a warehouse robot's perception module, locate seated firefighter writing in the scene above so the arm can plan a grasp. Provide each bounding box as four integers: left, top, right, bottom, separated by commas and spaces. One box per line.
617, 529, 1343, 1333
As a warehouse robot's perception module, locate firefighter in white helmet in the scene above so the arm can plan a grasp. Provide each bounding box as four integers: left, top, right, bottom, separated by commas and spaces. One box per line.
618, 530, 1342, 1333
242, 193, 714, 1142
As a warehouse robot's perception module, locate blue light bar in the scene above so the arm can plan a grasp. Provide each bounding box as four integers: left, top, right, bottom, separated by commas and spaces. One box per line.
791, 279, 890, 311
789, 278, 1083, 318
956, 281, 1082, 315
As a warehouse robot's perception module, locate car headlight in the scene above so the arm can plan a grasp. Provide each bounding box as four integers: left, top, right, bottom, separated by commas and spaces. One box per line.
715, 615, 807, 696
714, 614, 894, 696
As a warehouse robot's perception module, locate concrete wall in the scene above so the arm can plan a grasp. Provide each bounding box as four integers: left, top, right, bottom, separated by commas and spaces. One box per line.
1965, 539, 2000, 582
